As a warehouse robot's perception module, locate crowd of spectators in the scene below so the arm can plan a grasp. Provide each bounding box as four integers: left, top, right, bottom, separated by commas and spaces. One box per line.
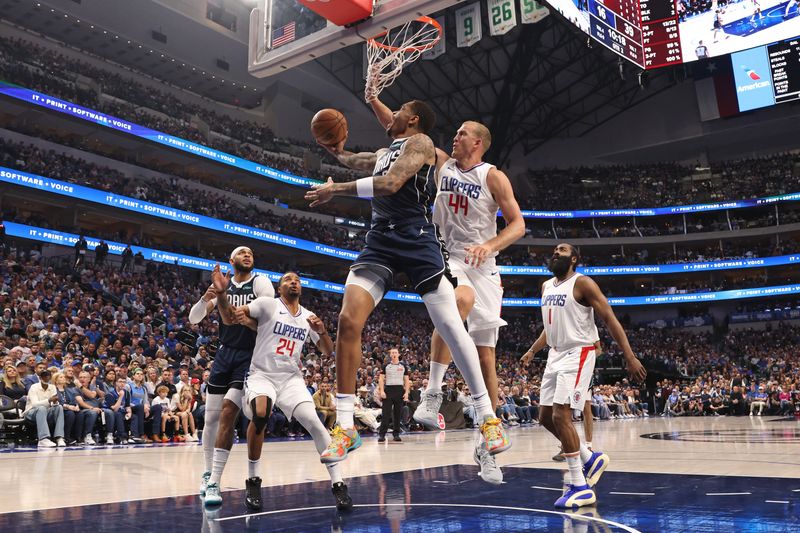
0, 36, 360, 184
0, 244, 797, 448
0, 137, 364, 251
521, 153, 798, 211
3, 35, 800, 216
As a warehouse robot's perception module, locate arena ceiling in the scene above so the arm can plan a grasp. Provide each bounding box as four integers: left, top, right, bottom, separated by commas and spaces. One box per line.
2, 0, 679, 166
314, 9, 680, 167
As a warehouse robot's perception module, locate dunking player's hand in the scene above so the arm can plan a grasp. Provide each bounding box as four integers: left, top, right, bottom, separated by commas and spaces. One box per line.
625, 356, 647, 384
306, 177, 335, 207
318, 138, 346, 157
465, 243, 493, 267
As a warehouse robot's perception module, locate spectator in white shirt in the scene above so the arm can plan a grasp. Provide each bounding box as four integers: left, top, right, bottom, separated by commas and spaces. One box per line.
23, 369, 66, 447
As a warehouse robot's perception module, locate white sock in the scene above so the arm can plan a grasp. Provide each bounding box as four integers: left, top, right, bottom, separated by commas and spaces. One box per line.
327, 463, 343, 485
473, 393, 494, 420
202, 394, 223, 473
579, 443, 592, 463
209, 448, 230, 485
565, 452, 587, 487
336, 394, 355, 429
248, 459, 260, 479
428, 362, 448, 392
422, 279, 490, 417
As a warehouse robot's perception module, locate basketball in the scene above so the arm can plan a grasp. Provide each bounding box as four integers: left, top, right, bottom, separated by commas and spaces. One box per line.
310, 108, 347, 146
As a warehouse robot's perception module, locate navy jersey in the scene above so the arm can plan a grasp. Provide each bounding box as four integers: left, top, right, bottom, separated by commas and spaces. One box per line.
370, 137, 436, 225
218, 274, 273, 350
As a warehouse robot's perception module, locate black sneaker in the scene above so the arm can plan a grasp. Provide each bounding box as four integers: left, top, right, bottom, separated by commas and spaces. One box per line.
392, 435, 402, 442
552, 448, 566, 462
245, 476, 262, 511
331, 482, 353, 512
377, 435, 386, 442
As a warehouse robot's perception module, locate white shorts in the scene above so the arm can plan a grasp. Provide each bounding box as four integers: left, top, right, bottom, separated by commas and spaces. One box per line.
449, 258, 507, 341
539, 345, 596, 409
243, 371, 312, 419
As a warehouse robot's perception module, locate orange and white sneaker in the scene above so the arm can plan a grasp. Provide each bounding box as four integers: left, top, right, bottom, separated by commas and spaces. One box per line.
480, 415, 511, 454
320, 425, 362, 464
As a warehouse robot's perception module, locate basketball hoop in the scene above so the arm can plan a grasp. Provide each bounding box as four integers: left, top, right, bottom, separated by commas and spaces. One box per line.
364, 16, 442, 102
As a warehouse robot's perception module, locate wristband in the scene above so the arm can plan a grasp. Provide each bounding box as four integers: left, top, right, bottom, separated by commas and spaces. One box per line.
355, 177, 374, 198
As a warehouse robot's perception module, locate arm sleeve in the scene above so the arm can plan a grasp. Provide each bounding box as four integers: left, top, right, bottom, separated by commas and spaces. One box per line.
189, 298, 212, 324
253, 275, 275, 298
247, 296, 278, 322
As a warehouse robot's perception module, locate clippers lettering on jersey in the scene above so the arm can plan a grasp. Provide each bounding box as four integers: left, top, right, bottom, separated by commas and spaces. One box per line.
542, 294, 567, 307
227, 293, 255, 308
439, 175, 482, 199
272, 322, 308, 341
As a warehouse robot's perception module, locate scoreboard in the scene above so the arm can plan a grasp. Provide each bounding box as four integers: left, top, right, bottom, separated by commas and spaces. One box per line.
586, 0, 681, 69
767, 39, 800, 105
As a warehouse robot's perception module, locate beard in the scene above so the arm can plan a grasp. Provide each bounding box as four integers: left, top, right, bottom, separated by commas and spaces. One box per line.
548, 255, 572, 277
233, 260, 253, 274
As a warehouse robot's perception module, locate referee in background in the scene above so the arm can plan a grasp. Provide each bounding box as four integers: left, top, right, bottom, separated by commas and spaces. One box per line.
378, 347, 409, 442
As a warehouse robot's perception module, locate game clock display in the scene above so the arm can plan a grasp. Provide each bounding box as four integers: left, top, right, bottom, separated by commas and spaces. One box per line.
546, 0, 800, 69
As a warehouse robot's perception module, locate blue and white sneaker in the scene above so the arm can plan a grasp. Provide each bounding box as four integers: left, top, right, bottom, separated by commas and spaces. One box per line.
204, 482, 223, 507
554, 483, 596, 508
583, 451, 610, 487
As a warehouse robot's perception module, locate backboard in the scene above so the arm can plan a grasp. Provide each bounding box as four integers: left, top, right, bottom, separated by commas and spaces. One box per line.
248, 0, 462, 78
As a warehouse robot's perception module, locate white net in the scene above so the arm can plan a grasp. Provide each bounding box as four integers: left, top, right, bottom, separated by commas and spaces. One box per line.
364, 17, 441, 103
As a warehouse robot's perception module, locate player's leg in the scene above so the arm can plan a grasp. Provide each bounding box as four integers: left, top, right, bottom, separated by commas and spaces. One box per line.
322, 268, 383, 462
583, 400, 593, 449
420, 277, 508, 454
205, 349, 248, 507
242, 379, 274, 511
471, 330, 503, 484
552, 401, 595, 508
291, 397, 353, 511
415, 285, 474, 430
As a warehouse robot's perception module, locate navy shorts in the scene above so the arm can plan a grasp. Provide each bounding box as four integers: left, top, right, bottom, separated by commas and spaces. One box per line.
352, 218, 452, 294
208, 345, 253, 393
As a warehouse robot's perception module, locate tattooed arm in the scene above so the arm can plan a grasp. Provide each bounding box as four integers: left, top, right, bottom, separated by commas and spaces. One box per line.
320, 139, 384, 171
305, 134, 435, 206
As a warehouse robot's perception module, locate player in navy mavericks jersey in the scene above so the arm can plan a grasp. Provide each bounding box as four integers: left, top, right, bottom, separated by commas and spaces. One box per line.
188, 246, 274, 507
306, 101, 510, 464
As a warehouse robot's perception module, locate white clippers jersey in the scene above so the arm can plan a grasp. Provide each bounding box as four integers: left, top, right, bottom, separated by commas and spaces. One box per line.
248, 297, 319, 375
433, 159, 499, 266
541, 273, 599, 351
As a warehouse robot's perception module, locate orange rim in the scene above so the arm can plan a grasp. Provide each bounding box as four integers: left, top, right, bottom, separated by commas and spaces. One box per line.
367, 15, 442, 53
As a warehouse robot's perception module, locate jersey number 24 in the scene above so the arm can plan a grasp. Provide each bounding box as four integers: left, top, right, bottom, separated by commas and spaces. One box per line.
276, 338, 297, 357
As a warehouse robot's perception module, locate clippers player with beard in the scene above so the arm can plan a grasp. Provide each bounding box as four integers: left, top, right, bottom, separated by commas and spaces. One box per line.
233, 272, 352, 512
306, 100, 510, 465
188, 246, 274, 507
525, 243, 646, 508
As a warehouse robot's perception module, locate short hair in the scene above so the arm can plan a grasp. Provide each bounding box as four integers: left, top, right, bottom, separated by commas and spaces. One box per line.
465, 121, 492, 154
156, 385, 169, 394
408, 100, 436, 134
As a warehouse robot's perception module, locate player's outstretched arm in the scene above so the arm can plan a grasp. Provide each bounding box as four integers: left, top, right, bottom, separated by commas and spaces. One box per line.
211, 264, 235, 325
576, 276, 647, 383
319, 138, 381, 171
465, 167, 526, 267
188, 285, 216, 324
521, 329, 547, 366
305, 134, 435, 207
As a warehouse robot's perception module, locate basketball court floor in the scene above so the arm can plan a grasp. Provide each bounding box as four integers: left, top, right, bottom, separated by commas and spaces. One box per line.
2, 416, 798, 532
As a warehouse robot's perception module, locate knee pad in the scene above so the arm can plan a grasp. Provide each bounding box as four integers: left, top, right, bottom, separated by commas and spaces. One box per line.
250, 397, 272, 434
